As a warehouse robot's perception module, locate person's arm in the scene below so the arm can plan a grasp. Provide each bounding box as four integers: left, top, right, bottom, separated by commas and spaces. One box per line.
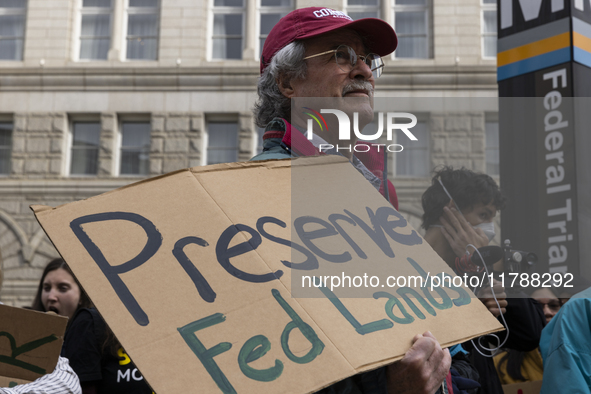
0, 357, 81, 394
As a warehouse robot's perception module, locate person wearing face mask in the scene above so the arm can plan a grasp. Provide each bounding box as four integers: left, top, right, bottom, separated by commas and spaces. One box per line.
0, 253, 81, 394
420, 166, 545, 394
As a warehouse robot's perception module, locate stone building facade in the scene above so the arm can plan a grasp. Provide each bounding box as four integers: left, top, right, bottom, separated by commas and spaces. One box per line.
0, 0, 499, 306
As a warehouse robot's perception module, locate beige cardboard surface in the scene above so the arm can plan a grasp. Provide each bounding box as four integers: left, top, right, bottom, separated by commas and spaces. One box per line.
0, 304, 68, 384
32, 156, 503, 394
502, 380, 543, 394
0, 377, 31, 388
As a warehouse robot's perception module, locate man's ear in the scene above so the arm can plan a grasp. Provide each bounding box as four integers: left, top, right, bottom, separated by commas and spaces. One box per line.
276, 74, 295, 98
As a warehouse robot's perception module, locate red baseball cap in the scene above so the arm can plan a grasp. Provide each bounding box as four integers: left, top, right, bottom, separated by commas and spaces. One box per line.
260, 7, 397, 74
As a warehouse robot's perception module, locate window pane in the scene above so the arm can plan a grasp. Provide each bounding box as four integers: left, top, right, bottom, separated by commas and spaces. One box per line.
214, 14, 242, 36
83, 0, 111, 7
396, 11, 426, 34
486, 121, 499, 175
395, 122, 428, 176
483, 0, 495, 3
73, 122, 100, 145
483, 36, 496, 57
0, 38, 23, 60
127, 37, 157, 59
348, 11, 378, 20
261, 0, 291, 5
0, 0, 27, 7
71, 149, 98, 175
81, 14, 111, 36
213, 37, 242, 59
129, 0, 158, 6
127, 14, 158, 36
122, 123, 151, 147
396, 0, 425, 4
214, 0, 243, 6
208, 123, 238, 165
483, 10, 496, 33
397, 36, 427, 58
260, 13, 282, 36
0, 123, 11, 145
348, 0, 378, 5
121, 123, 150, 176
0, 15, 25, 37
0, 123, 12, 175
71, 123, 100, 175
80, 38, 110, 59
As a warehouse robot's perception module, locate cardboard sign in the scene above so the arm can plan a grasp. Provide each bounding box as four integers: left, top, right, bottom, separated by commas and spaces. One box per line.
32, 156, 502, 394
502, 380, 543, 394
0, 304, 68, 387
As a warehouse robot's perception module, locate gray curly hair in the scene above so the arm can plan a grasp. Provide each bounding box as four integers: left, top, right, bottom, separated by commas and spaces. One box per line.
253, 41, 307, 128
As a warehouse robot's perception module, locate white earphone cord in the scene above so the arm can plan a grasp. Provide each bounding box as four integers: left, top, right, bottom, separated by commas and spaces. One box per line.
466, 243, 510, 357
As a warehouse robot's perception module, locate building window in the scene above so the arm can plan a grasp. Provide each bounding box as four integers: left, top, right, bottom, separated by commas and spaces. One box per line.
120, 122, 150, 175
0, 0, 26, 61
0, 122, 12, 174
485, 119, 499, 175
392, 120, 429, 176
207, 122, 238, 164
346, 0, 380, 20
259, 0, 292, 57
70, 122, 101, 175
392, 0, 431, 59
125, 0, 159, 60
79, 0, 112, 60
212, 0, 244, 60
482, 0, 497, 58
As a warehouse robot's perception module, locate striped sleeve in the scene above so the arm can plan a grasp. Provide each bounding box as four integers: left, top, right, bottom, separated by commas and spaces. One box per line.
0, 357, 82, 394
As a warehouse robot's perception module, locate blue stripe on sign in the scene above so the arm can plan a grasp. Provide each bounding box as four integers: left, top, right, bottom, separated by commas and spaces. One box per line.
574, 47, 591, 68
497, 47, 572, 81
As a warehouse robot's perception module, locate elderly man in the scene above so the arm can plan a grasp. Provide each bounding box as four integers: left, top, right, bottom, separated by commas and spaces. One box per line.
251, 7, 450, 394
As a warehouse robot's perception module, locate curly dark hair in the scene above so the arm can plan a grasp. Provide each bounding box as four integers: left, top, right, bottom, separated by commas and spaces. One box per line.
31, 258, 92, 313
421, 166, 506, 230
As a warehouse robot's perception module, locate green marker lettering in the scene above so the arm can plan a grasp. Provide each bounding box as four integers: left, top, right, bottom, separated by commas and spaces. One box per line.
396, 287, 437, 319
373, 291, 415, 324
319, 286, 393, 334
406, 258, 452, 310
238, 334, 283, 382
177, 313, 234, 394
272, 289, 325, 363
0, 332, 58, 375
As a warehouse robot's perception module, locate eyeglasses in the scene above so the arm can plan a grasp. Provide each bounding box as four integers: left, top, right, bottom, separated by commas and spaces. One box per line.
303, 44, 384, 79
536, 300, 562, 312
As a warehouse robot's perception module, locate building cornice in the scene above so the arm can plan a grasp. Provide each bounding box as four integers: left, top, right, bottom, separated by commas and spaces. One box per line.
0, 65, 498, 92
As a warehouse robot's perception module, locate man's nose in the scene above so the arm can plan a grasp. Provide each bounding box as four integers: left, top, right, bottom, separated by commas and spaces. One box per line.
350, 57, 374, 80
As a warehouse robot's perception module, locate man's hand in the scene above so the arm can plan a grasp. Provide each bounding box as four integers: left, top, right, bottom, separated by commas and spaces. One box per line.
439, 206, 489, 258
386, 331, 451, 394
477, 279, 507, 317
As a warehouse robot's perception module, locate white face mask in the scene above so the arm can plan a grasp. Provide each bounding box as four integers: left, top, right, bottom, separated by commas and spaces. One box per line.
435, 178, 496, 242
473, 221, 496, 242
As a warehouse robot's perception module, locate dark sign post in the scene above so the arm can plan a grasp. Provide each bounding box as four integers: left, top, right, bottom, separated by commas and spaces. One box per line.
498, 0, 591, 278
